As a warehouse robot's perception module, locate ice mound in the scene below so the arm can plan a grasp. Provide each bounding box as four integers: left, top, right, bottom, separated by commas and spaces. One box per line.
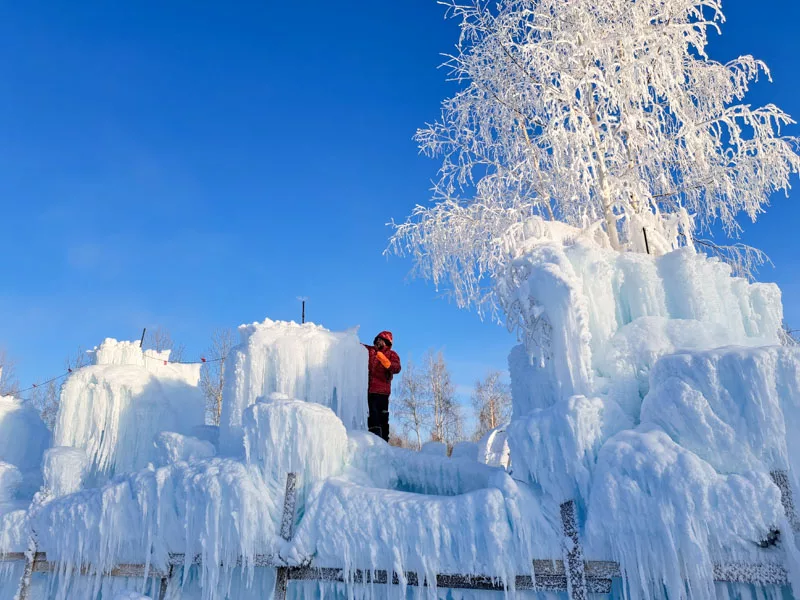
587, 425, 790, 599
153, 432, 216, 467
0, 396, 51, 473
291, 473, 559, 589
502, 234, 799, 599
53, 339, 205, 481
450, 441, 478, 461
33, 458, 282, 599
476, 426, 510, 469
508, 395, 631, 503
243, 397, 348, 489
421, 441, 447, 456
505, 242, 782, 419
344, 430, 398, 490
642, 346, 800, 484
219, 319, 368, 455
113, 591, 152, 600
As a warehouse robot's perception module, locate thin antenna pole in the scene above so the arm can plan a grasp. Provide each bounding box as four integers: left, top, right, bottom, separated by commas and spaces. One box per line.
297, 296, 308, 324
139, 328, 147, 348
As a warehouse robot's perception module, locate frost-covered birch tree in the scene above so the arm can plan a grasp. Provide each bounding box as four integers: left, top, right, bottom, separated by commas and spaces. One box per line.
472, 371, 512, 439
423, 351, 464, 448
390, 0, 800, 313
0, 350, 19, 397
393, 358, 429, 450
200, 328, 235, 426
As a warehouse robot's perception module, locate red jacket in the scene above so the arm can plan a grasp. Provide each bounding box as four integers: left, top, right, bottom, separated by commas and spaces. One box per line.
365, 345, 401, 396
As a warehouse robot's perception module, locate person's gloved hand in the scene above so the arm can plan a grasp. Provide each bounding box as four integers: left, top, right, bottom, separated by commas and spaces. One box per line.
376, 352, 391, 369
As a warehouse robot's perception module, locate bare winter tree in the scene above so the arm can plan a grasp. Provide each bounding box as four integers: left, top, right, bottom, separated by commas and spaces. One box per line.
33, 347, 91, 430
145, 326, 185, 362
0, 349, 19, 397
200, 328, 236, 425
390, 0, 800, 315
423, 351, 464, 449
780, 322, 799, 347
471, 371, 512, 440
392, 358, 430, 450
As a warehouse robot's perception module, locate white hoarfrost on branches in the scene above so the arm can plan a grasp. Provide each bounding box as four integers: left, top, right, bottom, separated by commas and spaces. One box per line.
390, 0, 800, 316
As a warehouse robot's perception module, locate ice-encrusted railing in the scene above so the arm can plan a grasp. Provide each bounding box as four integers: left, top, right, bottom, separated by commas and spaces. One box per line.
6, 472, 797, 600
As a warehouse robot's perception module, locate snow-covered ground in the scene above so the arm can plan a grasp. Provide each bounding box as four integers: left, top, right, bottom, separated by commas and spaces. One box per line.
1, 237, 799, 599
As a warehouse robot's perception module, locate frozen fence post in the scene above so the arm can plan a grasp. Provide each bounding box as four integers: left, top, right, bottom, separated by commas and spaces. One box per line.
157, 565, 174, 600
14, 538, 37, 600
560, 500, 587, 600
770, 470, 799, 532
274, 472, 298, 600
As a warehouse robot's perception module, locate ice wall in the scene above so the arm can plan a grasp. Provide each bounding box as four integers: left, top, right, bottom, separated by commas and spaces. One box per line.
53, 339, 205, 481
503, 231, 799, 599
219, 319, 368, 455
243, 396, 348, 493
505, 241, 782, 420
33, 458, 282, 600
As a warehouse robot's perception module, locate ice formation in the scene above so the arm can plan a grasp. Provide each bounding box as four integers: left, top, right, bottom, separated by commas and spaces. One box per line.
219, 319, 368, 455
53, 339, 204, 481
0, 396, 51, 491
42, 447, 89, 498
153, 432, 216, 467
450, 441, 478, 462
475, 426, 510, 469
2, 232, 800, 599
243, 397, 348, 495
503, 227, 800, 598
0, 462, 22, 503
113, 592, 152, 600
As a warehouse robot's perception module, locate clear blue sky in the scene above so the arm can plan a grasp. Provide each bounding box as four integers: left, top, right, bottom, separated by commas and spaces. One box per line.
1, 1, 799, 407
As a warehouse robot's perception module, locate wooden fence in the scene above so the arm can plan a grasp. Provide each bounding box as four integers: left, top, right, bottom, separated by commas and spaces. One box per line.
5, 471, 797, 600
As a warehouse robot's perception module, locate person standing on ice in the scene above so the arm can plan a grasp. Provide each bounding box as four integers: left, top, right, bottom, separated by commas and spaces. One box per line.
364, 331, 401, 442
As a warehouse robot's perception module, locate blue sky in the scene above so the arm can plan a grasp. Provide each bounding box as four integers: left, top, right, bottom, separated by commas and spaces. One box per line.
1, 1, 799, 413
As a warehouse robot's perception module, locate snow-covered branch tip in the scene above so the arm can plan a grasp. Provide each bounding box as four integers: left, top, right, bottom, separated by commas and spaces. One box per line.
692, 238, 772, 282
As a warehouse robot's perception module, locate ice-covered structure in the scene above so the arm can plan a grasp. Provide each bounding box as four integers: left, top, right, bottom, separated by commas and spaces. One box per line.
502, 225, 800, 598
2, 238, 800, 600
53, 339, 205, 482
0, 396, 51, 498
219, 319, 368, 454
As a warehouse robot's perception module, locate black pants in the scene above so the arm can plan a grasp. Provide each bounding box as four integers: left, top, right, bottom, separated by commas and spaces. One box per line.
368, 393, 390, 442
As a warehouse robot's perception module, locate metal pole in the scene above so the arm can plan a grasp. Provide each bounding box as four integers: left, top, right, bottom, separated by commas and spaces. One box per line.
560, 500, 588, 600
643, 228, 651, 255
139, 328, 147, 348
302, 300, 305, 324
275, 473, 298, 600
